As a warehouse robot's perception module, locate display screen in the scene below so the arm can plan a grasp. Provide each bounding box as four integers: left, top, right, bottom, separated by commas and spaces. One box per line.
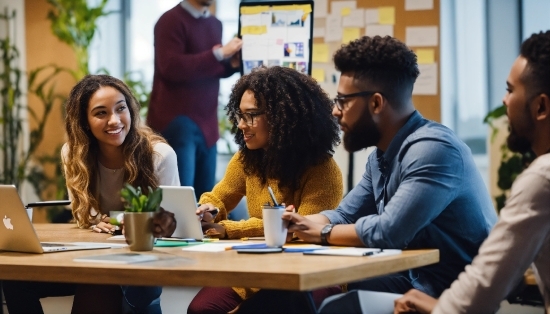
238, 1, 314, 75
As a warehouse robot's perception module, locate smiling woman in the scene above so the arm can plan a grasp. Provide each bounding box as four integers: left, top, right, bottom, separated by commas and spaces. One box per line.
1, 75, 181, 314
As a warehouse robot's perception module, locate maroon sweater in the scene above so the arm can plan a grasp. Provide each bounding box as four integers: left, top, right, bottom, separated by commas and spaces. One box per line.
147, 4, 237, 147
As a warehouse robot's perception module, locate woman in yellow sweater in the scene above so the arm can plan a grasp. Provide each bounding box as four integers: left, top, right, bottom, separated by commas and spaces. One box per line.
187, 66, 343, 314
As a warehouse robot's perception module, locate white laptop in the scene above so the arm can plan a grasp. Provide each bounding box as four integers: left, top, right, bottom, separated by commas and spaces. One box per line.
159, 186, 204, 240
0, 185, 112, 253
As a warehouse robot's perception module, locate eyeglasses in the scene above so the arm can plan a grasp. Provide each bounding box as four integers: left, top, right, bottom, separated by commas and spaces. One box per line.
332, 91, 382, 112
236, 111, 265, 126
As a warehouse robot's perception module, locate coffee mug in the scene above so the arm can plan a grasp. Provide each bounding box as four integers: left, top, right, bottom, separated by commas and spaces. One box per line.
262, 205, 288, 247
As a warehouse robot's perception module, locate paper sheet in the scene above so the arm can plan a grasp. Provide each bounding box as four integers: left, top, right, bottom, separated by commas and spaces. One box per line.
365, 9, 379, 25
416, 48, 435, 64
342, 27, 361, 43
342, 9, 365, 27
405, 0, 434, 11
325, 14, 343, 42
378, 7, 395, 25
313, 0, 328, 18
312, 69, 326, 82
312, 43, 330, 63
313, 27, 326, 38
331, 1, 356, 15
406, 26, 439, 47
413, 63, 438, 95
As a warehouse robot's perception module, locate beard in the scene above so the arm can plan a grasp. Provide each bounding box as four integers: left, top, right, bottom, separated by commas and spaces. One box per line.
506, 102, 534, 154
507, 125, 532, 154
198, 0, 214, 6
342, 106, 381, 152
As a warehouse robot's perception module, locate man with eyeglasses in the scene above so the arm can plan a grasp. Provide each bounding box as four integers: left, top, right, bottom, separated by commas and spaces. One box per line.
236, 36, 497, 314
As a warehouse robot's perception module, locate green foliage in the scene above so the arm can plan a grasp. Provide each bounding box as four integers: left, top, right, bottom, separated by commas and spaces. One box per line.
483, 105, 533, 211
120, 184, 162, 213
0, 9, 24, 186
46, 0, 111, 79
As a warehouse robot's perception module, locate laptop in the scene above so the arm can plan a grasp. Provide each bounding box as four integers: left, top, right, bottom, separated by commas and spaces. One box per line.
0, 185, 112, 253
159, 186, 204, 240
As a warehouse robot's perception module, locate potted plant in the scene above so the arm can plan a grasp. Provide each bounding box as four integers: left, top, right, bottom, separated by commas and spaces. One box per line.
120, 183, 162, 251
484, 105, 534, 211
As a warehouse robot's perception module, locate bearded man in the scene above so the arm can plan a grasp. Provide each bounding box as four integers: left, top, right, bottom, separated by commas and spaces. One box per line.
236, 36, 498, 314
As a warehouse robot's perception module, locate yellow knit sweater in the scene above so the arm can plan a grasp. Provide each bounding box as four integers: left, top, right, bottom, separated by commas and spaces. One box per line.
199, 151, 343, 239
198, 151, 343, 300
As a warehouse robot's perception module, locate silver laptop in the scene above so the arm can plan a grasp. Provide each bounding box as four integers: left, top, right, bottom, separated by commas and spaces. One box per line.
159, 186, 204, 240
0, 185, 111, 253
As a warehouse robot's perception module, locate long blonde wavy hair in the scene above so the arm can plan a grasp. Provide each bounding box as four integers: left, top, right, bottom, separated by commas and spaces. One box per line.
63, 75, 165, 228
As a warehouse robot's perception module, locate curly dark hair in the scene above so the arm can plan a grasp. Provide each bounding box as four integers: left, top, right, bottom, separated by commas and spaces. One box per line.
520, 30, 550, 101
334, 36, 419, 105
225, 66, 340, 190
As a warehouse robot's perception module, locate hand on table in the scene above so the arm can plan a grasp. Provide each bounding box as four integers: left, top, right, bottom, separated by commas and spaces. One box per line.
282, 211, 325, 244
394, 289, 437, 314
91, 215, 115, 234
201, 222, 227, 239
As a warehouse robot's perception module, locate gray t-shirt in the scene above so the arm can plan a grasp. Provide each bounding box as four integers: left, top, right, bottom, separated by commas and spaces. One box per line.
63, 142, 180, 220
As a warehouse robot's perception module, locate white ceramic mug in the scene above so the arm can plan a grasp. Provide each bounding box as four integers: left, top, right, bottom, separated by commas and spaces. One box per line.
262, 205, 288, 247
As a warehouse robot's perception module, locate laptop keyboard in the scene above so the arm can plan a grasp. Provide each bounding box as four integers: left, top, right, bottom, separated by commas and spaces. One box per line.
42, 243, 75, 247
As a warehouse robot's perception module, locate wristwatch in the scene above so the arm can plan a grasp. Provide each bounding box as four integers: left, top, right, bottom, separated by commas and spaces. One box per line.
320, 224, 334, 246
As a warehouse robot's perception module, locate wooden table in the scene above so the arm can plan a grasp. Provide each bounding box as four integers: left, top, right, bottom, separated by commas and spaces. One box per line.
0, 224, 439, 291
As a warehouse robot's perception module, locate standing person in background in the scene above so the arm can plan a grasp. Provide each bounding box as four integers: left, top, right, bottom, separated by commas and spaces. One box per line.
147, 0, 242, 198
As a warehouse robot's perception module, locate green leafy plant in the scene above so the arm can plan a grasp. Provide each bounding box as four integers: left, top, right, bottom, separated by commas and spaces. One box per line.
47, 0, 111, 80
484, 105, 533, 211
120, 184, 163, 213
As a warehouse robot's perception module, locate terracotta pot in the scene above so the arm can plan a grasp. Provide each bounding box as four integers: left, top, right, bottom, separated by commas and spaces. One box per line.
124, 212, 154, 251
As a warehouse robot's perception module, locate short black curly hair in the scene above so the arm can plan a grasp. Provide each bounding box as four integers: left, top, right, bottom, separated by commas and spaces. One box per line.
334, 36, 419, 105
520, 30, 550, 101
225, 66, 340, 190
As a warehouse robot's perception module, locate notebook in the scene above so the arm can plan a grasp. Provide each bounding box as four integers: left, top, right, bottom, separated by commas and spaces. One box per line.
0, 185, 112, 253
159, 186, 204, 240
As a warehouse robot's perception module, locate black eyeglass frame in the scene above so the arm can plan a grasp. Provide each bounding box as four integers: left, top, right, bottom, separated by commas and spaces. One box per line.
235, 111, 266, 126
332, 91, 384, 111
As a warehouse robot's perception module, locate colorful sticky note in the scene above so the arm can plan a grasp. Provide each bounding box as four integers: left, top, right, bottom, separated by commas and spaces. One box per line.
273, 4, 312, 15
241, 25, 267, 35
312, 43, 330, 63
416, 49, 435, 64
312, 69, 326, 82
342, 28, 361, 44
240, 6, 269, 15
378, 7, 395, 25
341, 7, 351, 16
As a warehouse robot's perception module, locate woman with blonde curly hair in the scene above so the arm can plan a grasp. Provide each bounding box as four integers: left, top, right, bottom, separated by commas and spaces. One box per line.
3, 75, 179, 314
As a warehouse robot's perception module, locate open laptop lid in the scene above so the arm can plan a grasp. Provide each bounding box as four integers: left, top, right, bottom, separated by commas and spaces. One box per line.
238, 0, 314, 75
0, 185, 111, 253
0, 185, 45, 253
159, 186, 204, 239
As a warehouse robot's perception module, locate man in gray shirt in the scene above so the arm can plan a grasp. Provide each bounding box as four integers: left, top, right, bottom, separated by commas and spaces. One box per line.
394, 30, 550, 314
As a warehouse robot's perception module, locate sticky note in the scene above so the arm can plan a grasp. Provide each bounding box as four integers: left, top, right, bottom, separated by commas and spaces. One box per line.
312, 43, 330, 63
241, 25, 267, 35
378, 7, 395, 25
416, 49, 435, 64
341, 7, 351, 16
312, 69, 325, 82
342, 28, 361, 44
240, 6, 269, 15
273, 4, 312, 15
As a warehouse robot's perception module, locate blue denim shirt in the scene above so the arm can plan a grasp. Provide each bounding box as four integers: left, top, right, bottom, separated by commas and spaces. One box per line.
322, 111, 497, 297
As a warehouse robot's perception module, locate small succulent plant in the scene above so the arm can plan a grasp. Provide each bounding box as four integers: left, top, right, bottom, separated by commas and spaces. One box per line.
120, 183, 162, 213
